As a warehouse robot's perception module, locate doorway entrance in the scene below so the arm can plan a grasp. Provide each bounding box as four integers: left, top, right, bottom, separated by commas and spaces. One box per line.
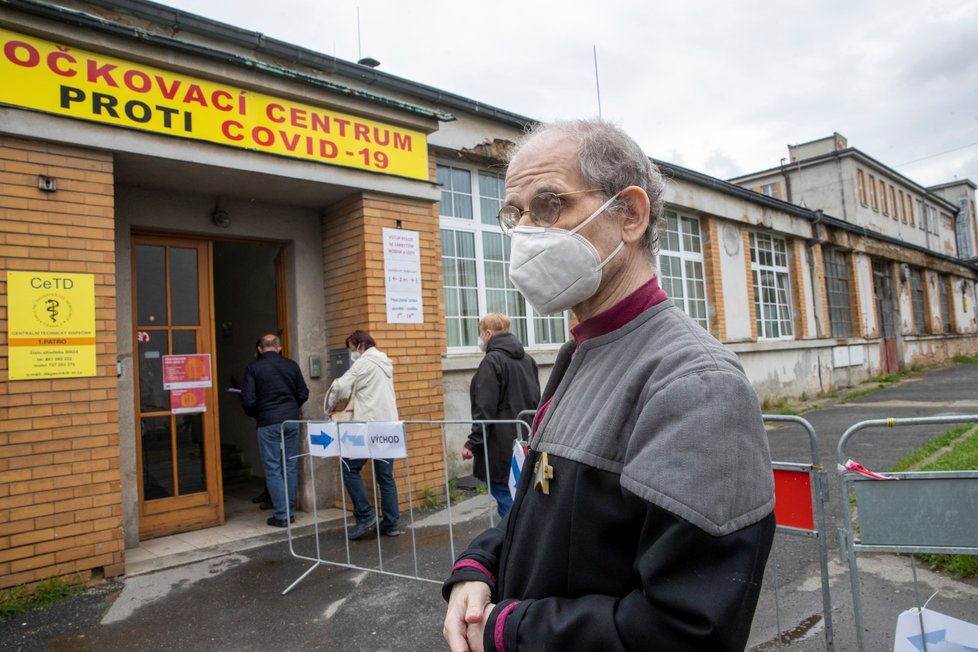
872, 259, 899, 375
132, 233, 287, 540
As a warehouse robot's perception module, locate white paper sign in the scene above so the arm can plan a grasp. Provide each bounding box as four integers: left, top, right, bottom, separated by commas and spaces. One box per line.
367, 422, 408, 459
336, 422, 370, 459
307, 421, 340, 458
383, 227, 423, 324
894, 607, 978, 651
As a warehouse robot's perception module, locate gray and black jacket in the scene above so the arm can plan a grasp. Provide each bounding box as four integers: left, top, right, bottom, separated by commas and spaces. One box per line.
444, 299, 776, 651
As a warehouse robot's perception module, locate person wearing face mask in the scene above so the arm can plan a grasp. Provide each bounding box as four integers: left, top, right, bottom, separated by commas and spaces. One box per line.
463, 313, 540, 518
324, 330, 400, 540
442, 120, 775, 652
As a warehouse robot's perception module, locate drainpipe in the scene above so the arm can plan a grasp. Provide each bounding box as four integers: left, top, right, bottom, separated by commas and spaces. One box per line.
779, 158, 793, 204
806, 210, 826, 339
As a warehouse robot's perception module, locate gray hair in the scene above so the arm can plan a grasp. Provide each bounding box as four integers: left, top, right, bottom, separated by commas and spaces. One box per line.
509, 119, 666, 267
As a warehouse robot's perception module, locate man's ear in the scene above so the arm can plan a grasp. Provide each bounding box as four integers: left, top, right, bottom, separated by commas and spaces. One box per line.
618, 186, 651, 245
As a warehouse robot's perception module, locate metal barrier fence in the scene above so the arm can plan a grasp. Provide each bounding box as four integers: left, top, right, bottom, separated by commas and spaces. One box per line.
763, 414, 835, 651
836, 415, 978, 652
275, 418, 531, 595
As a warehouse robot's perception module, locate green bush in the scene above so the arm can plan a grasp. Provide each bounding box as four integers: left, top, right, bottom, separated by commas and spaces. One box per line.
0, 576, 83, 622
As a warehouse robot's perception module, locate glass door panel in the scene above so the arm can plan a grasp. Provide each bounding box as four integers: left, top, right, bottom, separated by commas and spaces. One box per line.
133, 235, 221, 538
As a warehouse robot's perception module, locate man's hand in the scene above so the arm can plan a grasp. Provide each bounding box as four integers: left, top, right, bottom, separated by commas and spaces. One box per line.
444, 581, 492, 652
461, 446, 474, 460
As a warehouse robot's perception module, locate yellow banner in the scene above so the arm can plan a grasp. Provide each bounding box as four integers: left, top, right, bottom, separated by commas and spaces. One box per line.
0, 28, 429, 180
7, 271, 97, 379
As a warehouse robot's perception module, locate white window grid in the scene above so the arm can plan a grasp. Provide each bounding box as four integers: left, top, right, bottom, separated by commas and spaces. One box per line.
659, 210, 708, 330
749, 232, 795, 340
438, 163, 568, 350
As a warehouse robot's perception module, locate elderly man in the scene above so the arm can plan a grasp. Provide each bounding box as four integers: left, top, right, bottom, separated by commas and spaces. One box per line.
442, 120, 775, 652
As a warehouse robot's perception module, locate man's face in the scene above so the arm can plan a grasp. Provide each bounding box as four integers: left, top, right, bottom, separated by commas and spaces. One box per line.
504, 132, 622, 259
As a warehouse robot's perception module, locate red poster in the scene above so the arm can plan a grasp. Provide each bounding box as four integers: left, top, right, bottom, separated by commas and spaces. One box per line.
162, 354, 213, 389
170, 387, 207, 414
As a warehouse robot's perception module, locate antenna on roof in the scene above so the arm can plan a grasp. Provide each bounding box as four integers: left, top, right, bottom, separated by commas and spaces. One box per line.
356, 8, 380, 68
593, 45, 602, 119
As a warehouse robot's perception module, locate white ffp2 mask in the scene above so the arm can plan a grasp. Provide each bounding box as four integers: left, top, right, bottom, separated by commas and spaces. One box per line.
508, 192, 624, 315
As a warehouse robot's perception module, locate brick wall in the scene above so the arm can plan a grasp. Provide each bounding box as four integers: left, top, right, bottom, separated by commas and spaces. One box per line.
0, 136, 124, 589
322, 192, 446, 508
703, 217, 726, 341
790, 240, 810, 338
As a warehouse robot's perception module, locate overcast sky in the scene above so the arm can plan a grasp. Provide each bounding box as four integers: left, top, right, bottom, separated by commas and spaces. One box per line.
162, 0, 978, 190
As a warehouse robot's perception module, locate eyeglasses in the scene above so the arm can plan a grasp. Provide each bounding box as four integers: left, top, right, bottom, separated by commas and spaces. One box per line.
497, 189, 604, 235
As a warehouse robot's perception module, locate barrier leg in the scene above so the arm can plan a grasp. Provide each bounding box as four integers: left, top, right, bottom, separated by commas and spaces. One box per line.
839, 527, 866, 652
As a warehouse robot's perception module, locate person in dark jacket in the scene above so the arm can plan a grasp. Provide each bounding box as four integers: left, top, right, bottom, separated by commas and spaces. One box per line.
464, 313, 540, 518
241, 334, 309, 527
442, 120, 775, 652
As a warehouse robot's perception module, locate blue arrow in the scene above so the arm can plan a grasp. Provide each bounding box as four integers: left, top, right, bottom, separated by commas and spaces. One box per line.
907, 628, 978, 652
341, 433, 365, 447
309, 430, 334, 450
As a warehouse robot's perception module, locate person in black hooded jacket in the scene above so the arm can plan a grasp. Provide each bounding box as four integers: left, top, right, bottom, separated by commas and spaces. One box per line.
464, 313, 540, 518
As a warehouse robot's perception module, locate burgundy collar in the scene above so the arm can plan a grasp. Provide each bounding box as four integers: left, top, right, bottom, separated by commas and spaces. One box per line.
571, 276, 668, 345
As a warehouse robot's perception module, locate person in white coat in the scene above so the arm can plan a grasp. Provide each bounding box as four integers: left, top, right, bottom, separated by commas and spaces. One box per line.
325, 330, 400, 540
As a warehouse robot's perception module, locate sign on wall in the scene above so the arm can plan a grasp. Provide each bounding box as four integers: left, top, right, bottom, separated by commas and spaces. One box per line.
383, 227, 423, 323
7, 271, 97, 380
0, 28, 429, 180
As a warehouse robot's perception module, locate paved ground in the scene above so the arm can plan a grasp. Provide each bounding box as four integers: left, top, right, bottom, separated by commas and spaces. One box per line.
3, 362, 978, 651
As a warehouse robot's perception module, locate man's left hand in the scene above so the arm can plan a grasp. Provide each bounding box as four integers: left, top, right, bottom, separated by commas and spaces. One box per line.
461, 447, 473, 460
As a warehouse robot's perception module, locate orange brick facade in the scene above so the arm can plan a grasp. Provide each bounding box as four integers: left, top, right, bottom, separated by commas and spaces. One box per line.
322, 192, 447, 508
0, 136, 125, 589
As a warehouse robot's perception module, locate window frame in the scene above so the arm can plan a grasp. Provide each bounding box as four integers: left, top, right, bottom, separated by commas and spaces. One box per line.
749, 231, 795, 340
823, 247, 853, 338
438, 162, 569, 351
659, 209, 709, 330
909, 268, 926, 335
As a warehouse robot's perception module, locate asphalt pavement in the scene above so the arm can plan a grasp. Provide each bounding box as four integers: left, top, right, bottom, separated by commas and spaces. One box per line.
3, 362, 978, 651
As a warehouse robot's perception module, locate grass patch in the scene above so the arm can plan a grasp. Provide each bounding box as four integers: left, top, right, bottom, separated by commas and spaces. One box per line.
419, 485, 442, 510
840, 386, 885, 403
887, 422, 978, 579
889, 422, 977, 472
840, 368, 918, 403
0, 576, 83, 622
760, 396, 800, 415
953, 353, 978, 364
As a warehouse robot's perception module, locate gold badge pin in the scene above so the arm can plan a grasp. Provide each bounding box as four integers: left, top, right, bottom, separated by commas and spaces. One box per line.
533, 451, 554, 495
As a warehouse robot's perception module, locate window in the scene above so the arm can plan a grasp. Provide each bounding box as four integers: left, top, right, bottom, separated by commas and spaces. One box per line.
909, 268, 926, 334
956, 195, 974, 257
749, 232, 794, 339
857, 170, 868, 206
898, 189, 907, 223
938, 275, 951, 333
823, 248, 853, 338
869, 175, 879, 211
888, 186, 897, 220
659, 210, 708, 329
906, 194, 915, 226
438, 163, 568, 349
880, 182, 889, 216
758, 183, 780, 199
